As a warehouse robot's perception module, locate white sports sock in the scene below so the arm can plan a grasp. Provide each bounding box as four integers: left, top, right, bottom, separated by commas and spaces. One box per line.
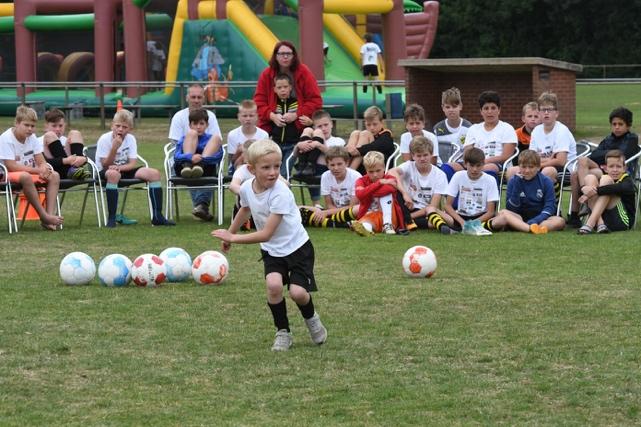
380, 194, 393, 225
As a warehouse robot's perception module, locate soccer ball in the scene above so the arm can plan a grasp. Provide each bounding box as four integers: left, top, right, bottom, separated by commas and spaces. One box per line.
98, 254, 133, 287
402, 245, 437, 278
192, 250, 229, 285
59, 251, 96, 285
159, 247, 192, 282
131, 254, 166, 287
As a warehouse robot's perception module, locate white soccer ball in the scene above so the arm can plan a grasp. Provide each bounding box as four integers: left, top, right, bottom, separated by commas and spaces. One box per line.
98, 254, 133, 287
192, 250, 229, 285
159, 247, 192, 282
131, 253, 166, 288
402, 245, 437, 278
59, 251, 96, 286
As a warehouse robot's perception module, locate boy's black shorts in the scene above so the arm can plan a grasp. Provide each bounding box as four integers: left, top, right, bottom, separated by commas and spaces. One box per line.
261, 240, 317, 292
602, 202, 631, 231
362, 64, 379, 77
99, 166, 141, 181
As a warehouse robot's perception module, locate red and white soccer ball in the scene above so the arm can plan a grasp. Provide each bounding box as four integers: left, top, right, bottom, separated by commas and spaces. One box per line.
192, 250, 229, 285
131, 253, 166, 287
402, 245, 437, 278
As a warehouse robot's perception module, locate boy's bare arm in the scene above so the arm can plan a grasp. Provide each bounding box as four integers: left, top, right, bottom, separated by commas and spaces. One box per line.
3, 158, 41, 174
213, 212, 283, 247
478, 201, 496, 223
444, 196, 465, 226
541, 151, 567, 168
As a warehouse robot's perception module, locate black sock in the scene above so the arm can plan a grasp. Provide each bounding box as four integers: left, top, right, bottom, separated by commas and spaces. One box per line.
106, 187, 118, 223
48, 139, 66, 158
69, 142, 84, 156
149, 185, 164, 220
268, 299, 289, 331
296, 294, 315, 319
299, 135, 312, 142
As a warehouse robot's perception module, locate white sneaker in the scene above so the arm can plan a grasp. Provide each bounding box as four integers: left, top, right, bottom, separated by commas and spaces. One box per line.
271, 329, 292, 351
470, 224, 492, 236
382, 223, 396, 235
304, 312, 327, 345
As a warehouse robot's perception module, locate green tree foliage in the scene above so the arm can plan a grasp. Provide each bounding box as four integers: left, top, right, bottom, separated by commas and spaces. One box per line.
431, 0, 641, 65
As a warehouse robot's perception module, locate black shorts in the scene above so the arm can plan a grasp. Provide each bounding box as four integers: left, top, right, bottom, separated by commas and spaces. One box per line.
362, 64, 379, 77
261, 240, 317, 292
99, 166, 141, 181
174, 162, 217, 177
602, 202, 631, 231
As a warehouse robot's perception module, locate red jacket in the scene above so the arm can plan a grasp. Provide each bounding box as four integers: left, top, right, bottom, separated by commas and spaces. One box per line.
253, 64, 323, 133
355, 174, 406, 229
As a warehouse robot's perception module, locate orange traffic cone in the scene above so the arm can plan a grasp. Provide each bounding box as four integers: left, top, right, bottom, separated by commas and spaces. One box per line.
17, 193, 45, 221
116, 99, 123, 111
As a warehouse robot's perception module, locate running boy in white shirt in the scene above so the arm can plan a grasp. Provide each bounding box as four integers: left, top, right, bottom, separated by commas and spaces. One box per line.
212, 139, 327, 352
226, 99, 268, 175
299, 146, 361, 228
444, 147, 499, 234
389, 135, 452, 233
0, 106, 63, 230
399, 103, 439, 164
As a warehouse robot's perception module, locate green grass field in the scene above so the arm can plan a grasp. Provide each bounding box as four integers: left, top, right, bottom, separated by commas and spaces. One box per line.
1, 84, 640, 425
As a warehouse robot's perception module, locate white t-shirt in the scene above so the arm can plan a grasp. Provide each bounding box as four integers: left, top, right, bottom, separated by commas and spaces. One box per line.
530, 121, 577, 163
231, 163, 254, 186
168, 107, 221, 142
464, 120, 517, 159
37, 134, 67, 146
0, 128, 42, 168
95, 131, 138, 172
320, 168, 361, 208
360, 42, 381, 66
239, 178, 309, 257
397, 162, 448, 209
433, 118, 472, 150
446, 170, 499, 217
400, 130, 440, 163
316, 136, 346, 165
226, 126, 269, 155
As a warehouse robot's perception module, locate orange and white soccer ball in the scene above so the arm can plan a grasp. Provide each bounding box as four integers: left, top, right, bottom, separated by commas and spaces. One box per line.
192, 250, 229, 285
402, 245, 437, 278
131, 254, 166, 287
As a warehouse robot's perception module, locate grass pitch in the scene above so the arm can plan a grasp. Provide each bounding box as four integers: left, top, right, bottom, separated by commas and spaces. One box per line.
1, 84, 641, 425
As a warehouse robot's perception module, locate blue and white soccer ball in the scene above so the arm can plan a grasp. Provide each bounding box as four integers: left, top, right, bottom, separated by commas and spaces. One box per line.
98, 254, 133, 287
159, 247, 192, 282
59, 251, 96, 286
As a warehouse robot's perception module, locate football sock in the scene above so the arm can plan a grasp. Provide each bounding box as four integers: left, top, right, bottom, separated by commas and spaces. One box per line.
268, 299, 290, 332
485, 218, 495, 232
149, 182, 164, 220
380, 194, 393, 225
48, 139, 66, 158
554, 181, 561, 199
296, 294, 315, 320
299, 135, 312, 142
69, 142, 84, 156
329, 207, 355, 224
427, 212, 447, 231
106, 184, 118, 224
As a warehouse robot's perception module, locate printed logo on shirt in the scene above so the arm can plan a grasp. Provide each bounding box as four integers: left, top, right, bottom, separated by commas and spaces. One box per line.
536, 189, 543, 199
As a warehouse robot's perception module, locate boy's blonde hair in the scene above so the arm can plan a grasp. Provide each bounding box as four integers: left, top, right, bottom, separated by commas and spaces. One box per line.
364, 105, 383, 122
403, 103, 426, 123
537, 91, 557, 109
409, 135, 433, 155
441, 87, 462, 106
363, 151, 385, 169
239, 99, 257, 112
522, 101, 538, 115
518, 149, 541, 168
113, 109, 134, 127
16, 105, 38, 123
325, 145, 350, 162
246, 139, 281, 165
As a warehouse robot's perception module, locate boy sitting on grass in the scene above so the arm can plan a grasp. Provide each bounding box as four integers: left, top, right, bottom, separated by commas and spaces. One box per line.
487, 150, 565, 234
577, 149, 637, 234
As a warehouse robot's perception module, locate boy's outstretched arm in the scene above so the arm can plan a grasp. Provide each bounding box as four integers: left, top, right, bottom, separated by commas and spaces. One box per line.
212, 211, 284, 250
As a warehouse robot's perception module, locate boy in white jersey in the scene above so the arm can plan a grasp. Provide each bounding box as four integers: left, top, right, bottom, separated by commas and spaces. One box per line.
0, 106, 63, 230
360, 33, 383, 94
38, 108, 90, 180
299, 146, 361, 228
226, 99, 268, 175
433, 87, 472, 158
389, 136, 452, 233
212, 139, 327, 352
399, 103, 439, 164
444, 148, 498, 234
441, 91, 517, 183
96, 109, 174, 228
506, 91, 576, 185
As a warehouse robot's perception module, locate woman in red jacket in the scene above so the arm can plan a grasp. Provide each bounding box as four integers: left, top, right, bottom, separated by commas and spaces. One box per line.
254, 40, 323, 175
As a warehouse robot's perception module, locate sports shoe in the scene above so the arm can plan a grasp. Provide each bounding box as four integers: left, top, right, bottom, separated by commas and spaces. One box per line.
271, 329, 292, 351
529, 223, 548, 234
351, 221, 374, 237
151, 216, 176, 226
463, 220, 492, 236
406, 221, 418, 231
180, 166, 193, 178
304, 312, 327, 345
191, 165, 204, 178
577, 224, 593, 235
299, 207, 312, 225
192, 203, 213, 221
383, 223, 396, 235
115, 213, 138, 225
566, 214, 583, 228
69, 166, 91, 180
439, 224, 453, 235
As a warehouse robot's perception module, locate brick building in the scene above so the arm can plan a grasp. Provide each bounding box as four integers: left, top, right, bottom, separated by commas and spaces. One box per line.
398, 57, 582, 130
